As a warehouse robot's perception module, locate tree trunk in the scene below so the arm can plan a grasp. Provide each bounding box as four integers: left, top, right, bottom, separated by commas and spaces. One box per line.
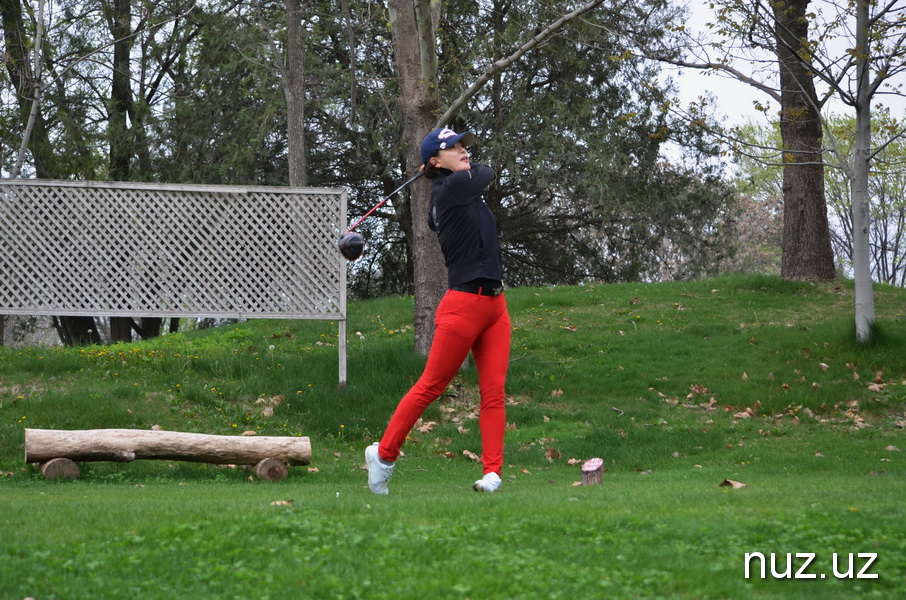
25, 428, 312, 466
140, 317, 164, 339
107, 0, 133, 180
284, 0, 307, 187
773, 0, 836, 282
388, 0, 446, 355
107, 0, 134, 343
109, 318, 132, 343
0, 0, 60, 178
52, 316, 102, 346
851, 0, 874, 342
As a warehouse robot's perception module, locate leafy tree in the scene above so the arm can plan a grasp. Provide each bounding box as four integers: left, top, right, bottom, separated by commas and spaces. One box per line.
730, 115, 906, 287
825, 112, 906, 287
629, 0, 837, 282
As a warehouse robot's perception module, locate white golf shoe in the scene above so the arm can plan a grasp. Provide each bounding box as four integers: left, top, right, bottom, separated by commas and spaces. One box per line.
472, 471, 502, 493
365, 442, 394, 495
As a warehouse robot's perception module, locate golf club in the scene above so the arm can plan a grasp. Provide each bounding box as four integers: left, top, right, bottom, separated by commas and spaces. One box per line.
338, 172, 424, 261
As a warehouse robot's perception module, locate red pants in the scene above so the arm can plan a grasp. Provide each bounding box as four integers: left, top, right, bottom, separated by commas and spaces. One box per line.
378, 290, 511, 475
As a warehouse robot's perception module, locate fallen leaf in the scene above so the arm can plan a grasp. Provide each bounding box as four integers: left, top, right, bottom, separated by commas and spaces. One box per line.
885, 445, 899, 452
567, 458, 582, 466
551, 389, 564, 397
718, 479, 747, 489
241, 430, 257, 436
734, 407, 755, 419
415, 419, 437, 433
638, 469, 652, 476
545, 448, 561, 462
463, 449, 480, 462
741, 372, 749, 381
270, 500, 293, 506
443, 452, 456, 459
307, 467, 319, 473
819, 362, 830, 371
848, 413, 869, 429
457, 425, 470, 434
671, 452, 680, 458
505, 422, 518, 431
521, 468, 532, 475
571, 481, 583, 487
542, 415, 550, 422
801, 347, 811, 358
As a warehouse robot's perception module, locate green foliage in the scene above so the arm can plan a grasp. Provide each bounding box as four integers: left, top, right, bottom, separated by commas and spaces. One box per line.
438, 1, 737, 286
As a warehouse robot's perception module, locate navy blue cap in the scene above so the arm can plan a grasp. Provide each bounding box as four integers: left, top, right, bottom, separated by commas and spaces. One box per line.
420, 127, 475, 164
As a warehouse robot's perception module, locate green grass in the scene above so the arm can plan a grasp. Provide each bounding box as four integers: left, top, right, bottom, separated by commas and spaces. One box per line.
1, 274, 905, 599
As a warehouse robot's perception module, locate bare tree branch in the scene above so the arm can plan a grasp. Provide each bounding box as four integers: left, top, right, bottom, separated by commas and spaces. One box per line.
436, 0, 605, 127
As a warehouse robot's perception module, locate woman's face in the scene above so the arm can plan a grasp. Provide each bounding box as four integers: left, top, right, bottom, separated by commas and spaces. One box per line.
430, 142, 471, 172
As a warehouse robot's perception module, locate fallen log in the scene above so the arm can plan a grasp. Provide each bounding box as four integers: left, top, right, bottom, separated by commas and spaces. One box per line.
25, 428, 311, 467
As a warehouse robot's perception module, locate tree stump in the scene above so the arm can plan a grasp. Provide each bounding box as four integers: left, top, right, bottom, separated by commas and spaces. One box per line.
40, 458, 80, 480
581, 457, 604, 485
254, 458, 289, 481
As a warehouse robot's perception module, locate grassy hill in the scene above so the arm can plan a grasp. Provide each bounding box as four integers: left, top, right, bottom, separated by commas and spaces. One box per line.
1, 274, 904, 599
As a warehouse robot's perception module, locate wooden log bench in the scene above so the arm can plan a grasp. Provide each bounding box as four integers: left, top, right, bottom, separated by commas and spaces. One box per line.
24, 428, 311, 481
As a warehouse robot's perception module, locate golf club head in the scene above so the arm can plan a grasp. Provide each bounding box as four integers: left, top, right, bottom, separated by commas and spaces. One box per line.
338, 231, 365, 261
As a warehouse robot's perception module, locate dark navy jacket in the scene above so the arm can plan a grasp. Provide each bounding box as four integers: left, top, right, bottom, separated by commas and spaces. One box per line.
427, 163, 502, 288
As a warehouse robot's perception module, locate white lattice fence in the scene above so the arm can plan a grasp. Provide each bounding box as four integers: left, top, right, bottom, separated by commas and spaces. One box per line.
0, 179, 349, 382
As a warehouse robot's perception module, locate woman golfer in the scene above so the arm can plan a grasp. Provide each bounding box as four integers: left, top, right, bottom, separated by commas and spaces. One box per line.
365, 127, 511, 494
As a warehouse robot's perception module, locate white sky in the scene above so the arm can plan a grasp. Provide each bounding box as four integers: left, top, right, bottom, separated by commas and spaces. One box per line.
660, 1, 906, 168
672, 1, 906, 125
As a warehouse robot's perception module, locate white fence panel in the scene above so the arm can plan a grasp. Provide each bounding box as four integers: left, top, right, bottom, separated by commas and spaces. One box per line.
0, 179, 348, 383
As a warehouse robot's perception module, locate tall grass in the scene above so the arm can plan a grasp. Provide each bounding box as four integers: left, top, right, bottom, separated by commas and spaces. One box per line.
1, 274, 904, 599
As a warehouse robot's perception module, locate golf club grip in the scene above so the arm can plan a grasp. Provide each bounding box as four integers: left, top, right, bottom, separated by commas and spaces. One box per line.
346, 172, 424, 233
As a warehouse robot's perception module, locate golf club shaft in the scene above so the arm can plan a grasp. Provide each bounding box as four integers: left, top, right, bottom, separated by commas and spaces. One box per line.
345, 172, 424, 233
